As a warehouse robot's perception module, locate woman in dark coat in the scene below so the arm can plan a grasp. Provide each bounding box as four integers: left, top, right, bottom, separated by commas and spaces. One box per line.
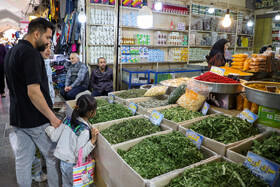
206, 39, 230, 70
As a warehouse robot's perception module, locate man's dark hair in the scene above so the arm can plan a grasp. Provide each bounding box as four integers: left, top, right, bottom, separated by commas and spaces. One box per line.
97, 57, 106, 63
27, 18, 54, 35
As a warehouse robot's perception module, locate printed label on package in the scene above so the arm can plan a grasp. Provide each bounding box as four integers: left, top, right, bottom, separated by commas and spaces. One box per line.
237, 108, 258, 123
244, 151, 280, 186
201, 102, 210, 116
150, 110, 164, 126
128, 102, 138, 115
210, 66, 225, 76
108, 94, 114, 104
185, 129, 204, 149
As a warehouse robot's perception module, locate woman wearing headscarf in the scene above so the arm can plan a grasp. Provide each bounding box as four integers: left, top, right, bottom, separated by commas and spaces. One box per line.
259, 45, 272, 54
206, 39, 230, 70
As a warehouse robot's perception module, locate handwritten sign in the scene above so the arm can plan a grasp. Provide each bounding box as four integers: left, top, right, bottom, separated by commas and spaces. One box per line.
128, 102, 138, 115
185, 129, 204, 149
201, 102, 210, 116
244, 151, 280, 186
108, 94, 114, 104
237, 108, 258, 123
210, 66, 225, 76
149, 110, 164, 126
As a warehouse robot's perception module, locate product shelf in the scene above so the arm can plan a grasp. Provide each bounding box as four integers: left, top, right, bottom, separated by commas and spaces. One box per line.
88, 24, 114, 26
120, 44, 188, 48
120, 61, 187, 65
190, 45, 212, 48
122, 26, 188, 33
237, 33, 253, 37
88, 44, 114, 47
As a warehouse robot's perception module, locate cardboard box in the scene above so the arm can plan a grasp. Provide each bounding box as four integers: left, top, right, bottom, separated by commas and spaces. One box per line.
147, 105, 212, 131
108, 131, 217, 187
179, 115, 266, 156
258, 106, 280, 129
109, 90, 146, 105
148, 156, 234, 187
65, 96, 108, 117
227, 131, 278, 164
93, 115, 173, 186
122, 95, 174, 116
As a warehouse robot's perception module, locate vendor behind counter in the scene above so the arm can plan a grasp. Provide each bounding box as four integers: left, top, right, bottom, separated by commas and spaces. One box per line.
206, 39, 230, 70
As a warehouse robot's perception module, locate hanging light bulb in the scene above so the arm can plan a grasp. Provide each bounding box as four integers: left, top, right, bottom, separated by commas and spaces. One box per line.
154, 0, 162, 11
137, 0, 153, 28
208, 3, 215, 14
222, 9, 231, 27
247, 19, 253, 27
275, 12, 280, 21
78, 8, 87, 23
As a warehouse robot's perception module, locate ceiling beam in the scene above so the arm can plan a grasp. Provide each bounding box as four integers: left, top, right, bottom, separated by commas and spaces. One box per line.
0, 9, 21, 23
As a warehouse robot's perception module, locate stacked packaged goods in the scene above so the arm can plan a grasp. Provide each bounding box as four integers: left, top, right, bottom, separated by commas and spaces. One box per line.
231, 54, 248, 70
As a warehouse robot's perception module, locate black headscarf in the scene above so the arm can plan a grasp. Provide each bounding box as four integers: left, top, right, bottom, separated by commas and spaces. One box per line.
208, 39, 229, 61
259, 45, 272, 54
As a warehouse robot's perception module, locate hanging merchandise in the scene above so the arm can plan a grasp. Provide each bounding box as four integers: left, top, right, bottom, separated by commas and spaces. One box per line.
58, 10, 81, 55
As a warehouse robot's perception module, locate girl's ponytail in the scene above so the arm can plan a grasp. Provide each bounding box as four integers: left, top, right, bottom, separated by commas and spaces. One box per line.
70, 106, 80, 128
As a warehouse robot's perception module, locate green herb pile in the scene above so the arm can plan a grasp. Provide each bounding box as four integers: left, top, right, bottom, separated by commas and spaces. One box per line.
138, 99, 168, 109
115, 89, 147, 99
89, 103, 133, 124
249, 132, 280, 164
190, 115, 259, 144
161, 107, 203, 123
168, 161, 269, 187
118, 131, 206, 179
96, 99, 110, 108
101, 118, 161, 144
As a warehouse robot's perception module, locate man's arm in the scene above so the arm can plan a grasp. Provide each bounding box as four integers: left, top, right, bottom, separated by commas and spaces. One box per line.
89, 69, 100, 90
28, 84, 61, 128
110, 68, 113, 81
70, 65, 88, 88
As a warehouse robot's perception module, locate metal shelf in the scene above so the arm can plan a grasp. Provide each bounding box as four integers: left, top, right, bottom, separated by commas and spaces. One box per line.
190, 45, 212, 48
191, 14, 238, 21
122, 26, 188, 33
120, 61, 187, 65
191, 30, 236, 35
237, 33, 253, 37
88, 23, 114, 26
88, 44, 114, 47
120, 44, 188, 48
88, 3, 189, 17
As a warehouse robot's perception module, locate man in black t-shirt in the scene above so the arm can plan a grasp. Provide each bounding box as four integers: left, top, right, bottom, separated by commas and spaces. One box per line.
4, 18, 61, 187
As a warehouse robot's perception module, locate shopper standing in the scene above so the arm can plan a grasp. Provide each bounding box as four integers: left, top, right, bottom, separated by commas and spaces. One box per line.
90, 57, 113, 97
4, 18, 62, 187
0, 43, 7, 97
206, 39, 230, 70
41, 42, 55, 104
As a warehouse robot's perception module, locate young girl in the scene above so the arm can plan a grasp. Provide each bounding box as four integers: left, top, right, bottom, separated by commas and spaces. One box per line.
45, 94, 99, 186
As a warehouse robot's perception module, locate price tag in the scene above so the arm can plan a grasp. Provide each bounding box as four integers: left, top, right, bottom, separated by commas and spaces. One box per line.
128, 102, 138, 115
237, 108, 258, 123
201, 102, 210, 116
108, 94, 114, 104
244, 151, 280, 186
150, 110, 164, 126
210, 66, 225, 76
185, 129, 204, 149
